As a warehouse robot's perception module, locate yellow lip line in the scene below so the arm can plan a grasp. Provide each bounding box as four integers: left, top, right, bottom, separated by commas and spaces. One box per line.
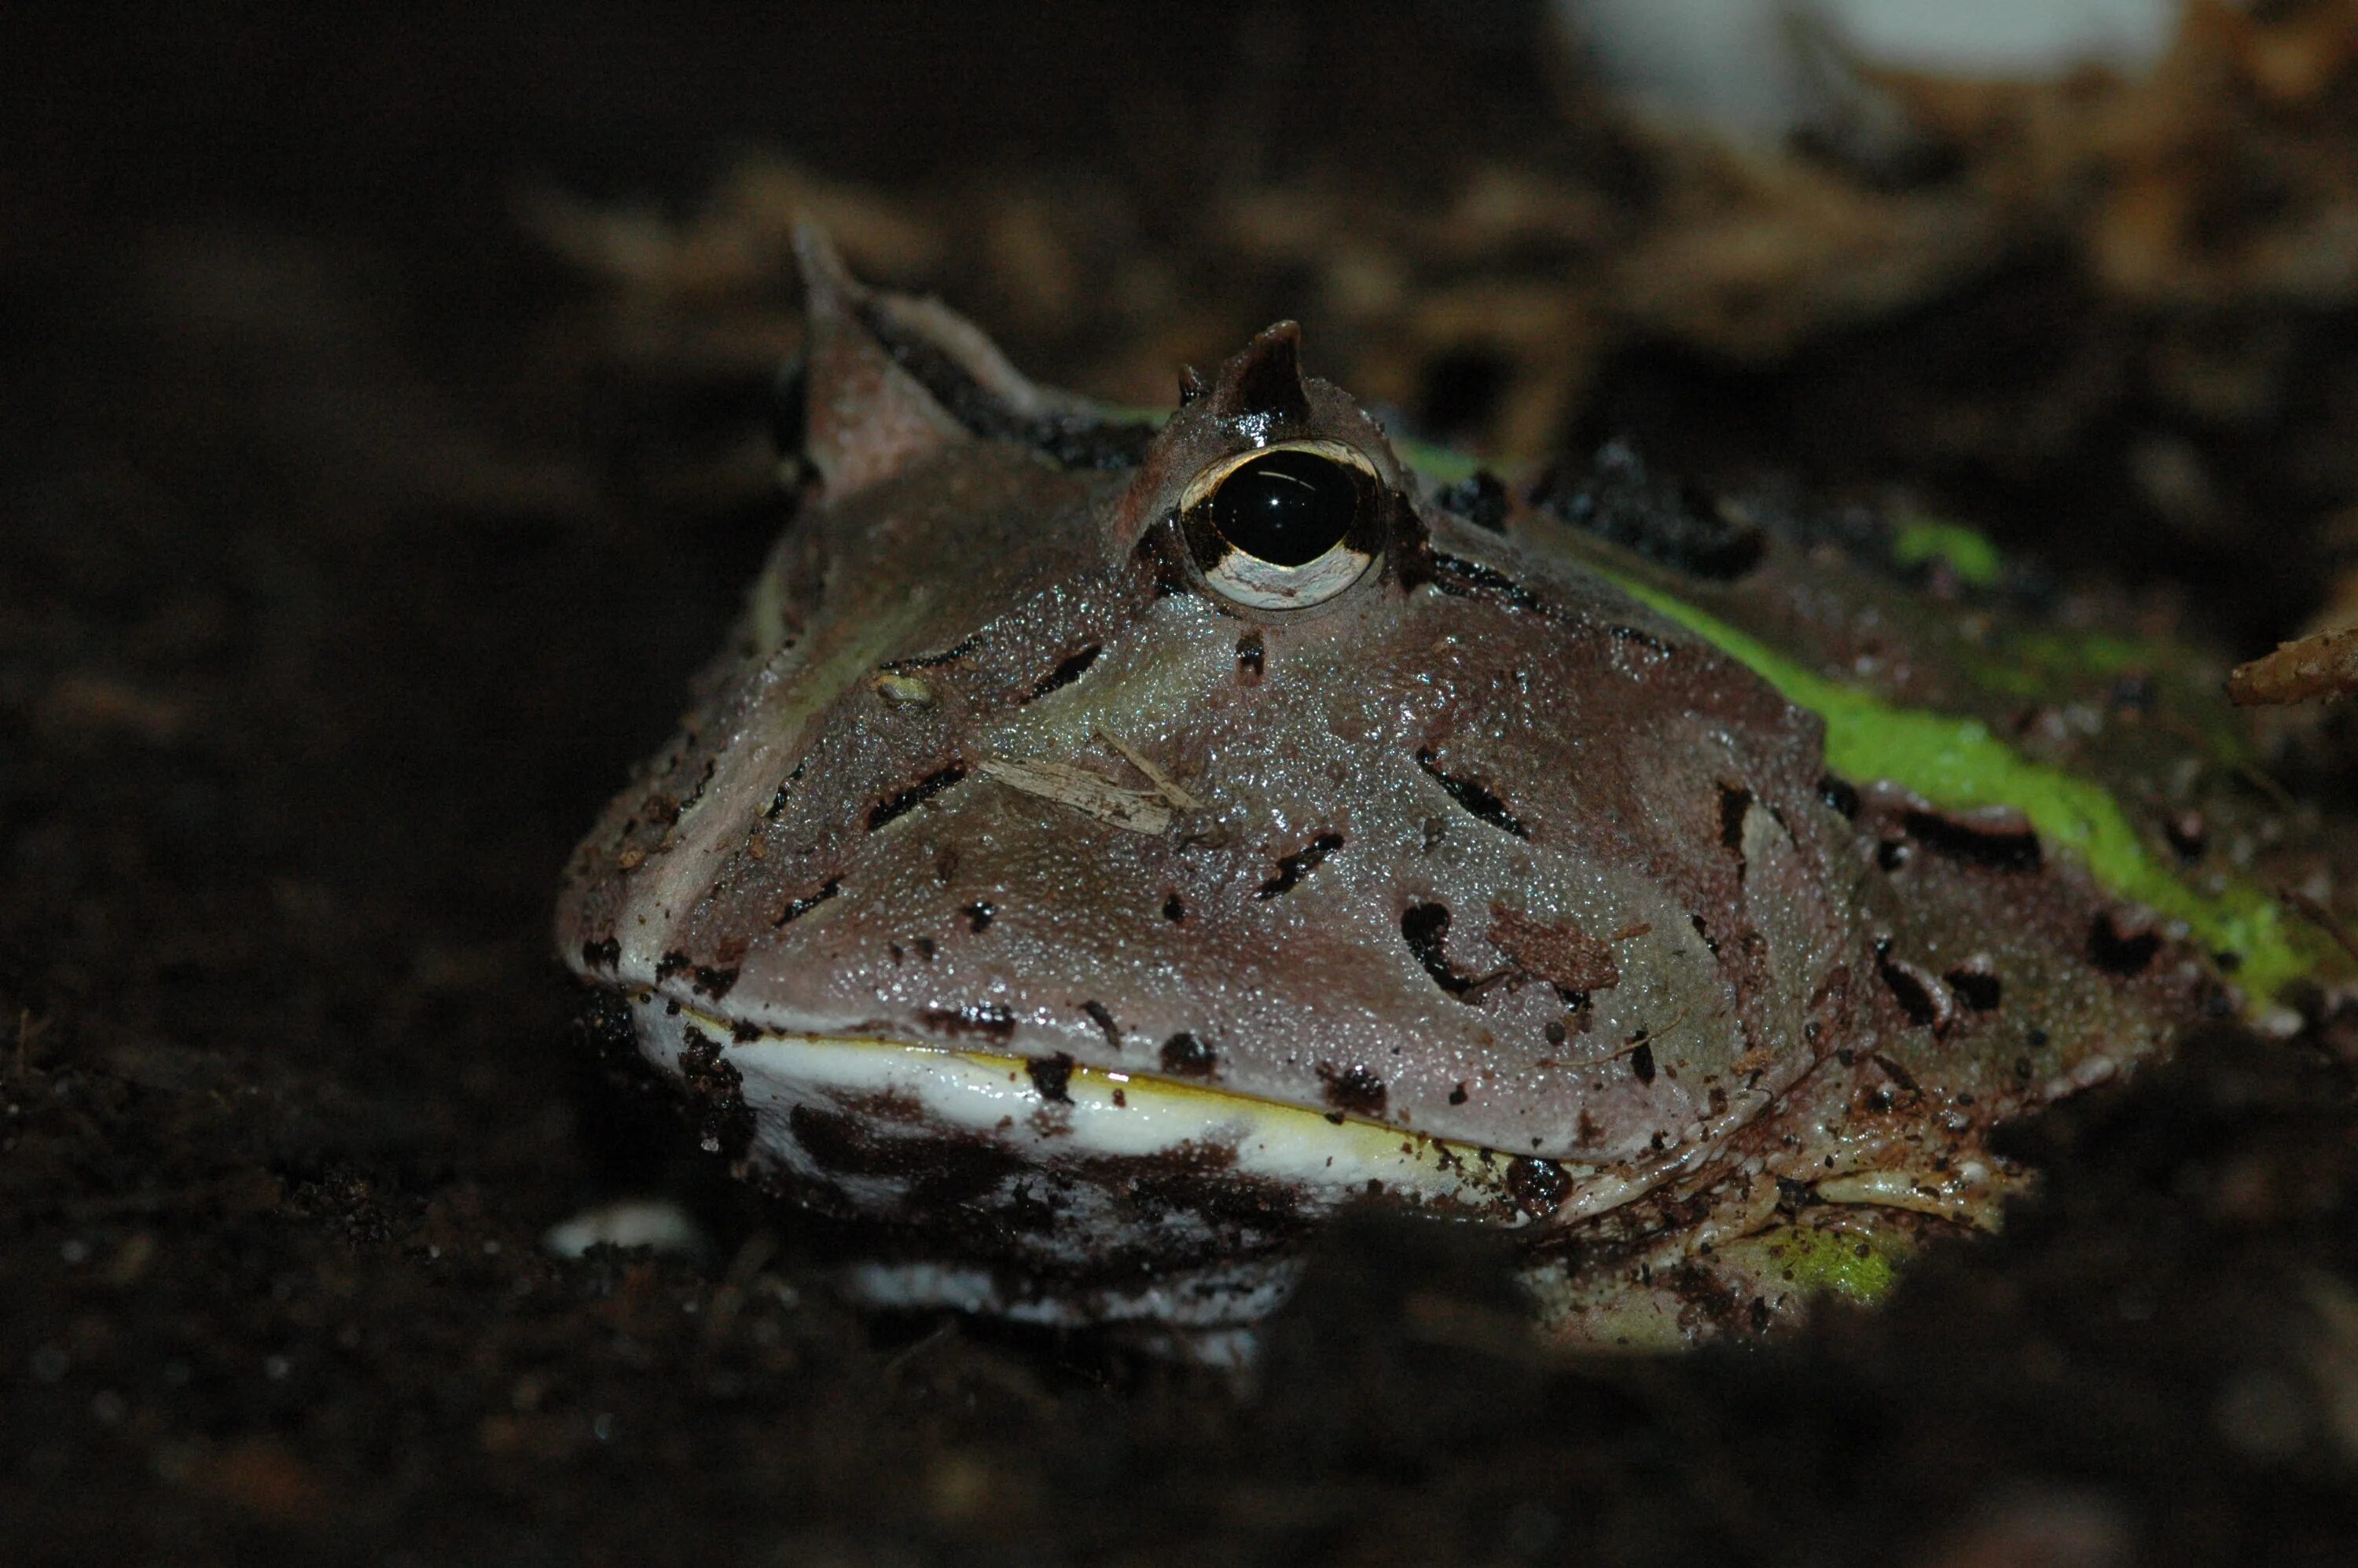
675, 1003, 1530, 1171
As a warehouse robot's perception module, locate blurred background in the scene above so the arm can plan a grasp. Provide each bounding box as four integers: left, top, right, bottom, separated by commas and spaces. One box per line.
7, 5, 2358, 1563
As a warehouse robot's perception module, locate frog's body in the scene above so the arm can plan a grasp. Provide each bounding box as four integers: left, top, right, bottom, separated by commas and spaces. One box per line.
556, 234, 2342, 1348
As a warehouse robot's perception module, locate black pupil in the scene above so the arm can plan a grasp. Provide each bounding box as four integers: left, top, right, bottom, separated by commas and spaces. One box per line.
1209, 450, 1361, 567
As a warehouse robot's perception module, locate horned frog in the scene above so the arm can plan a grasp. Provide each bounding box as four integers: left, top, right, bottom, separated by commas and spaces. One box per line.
556, 231, 2347, 1351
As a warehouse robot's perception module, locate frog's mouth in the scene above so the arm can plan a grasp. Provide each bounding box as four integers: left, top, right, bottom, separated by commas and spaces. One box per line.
634, 995, 1689, 1232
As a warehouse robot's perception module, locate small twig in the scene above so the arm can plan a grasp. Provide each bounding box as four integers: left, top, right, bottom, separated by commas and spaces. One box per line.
2283, 887, 2358, 970
13, 1008, 50, 1083
1607, 1004, 1693, 1058
1094, 728, 1199, 810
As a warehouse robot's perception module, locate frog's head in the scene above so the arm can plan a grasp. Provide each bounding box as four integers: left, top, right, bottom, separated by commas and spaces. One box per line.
556, 233, 1860, 1315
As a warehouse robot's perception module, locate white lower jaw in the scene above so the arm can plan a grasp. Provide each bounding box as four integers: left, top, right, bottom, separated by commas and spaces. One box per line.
624, 993, 1702, 1324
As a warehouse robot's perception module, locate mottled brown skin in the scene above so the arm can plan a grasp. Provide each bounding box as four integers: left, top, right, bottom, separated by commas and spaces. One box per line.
556, 237, 2213, 1343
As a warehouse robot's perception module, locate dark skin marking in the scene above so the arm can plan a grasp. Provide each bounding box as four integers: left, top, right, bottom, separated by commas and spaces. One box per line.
1257, 833, 1344, 898
766, 759, 809, 818
879, 637, 982, 674
2089, 911, 2164, 975
1629, 1040, 1656, 1085
961, 902, 994, 933
1024, 645, 1101, 702
1415, 750, 1529, 839
1875, 940, 1948, 1029
1902, 808, 2043, 872
773, 878, 841, 928
1082, 1001, 1121, 1050
1717, 784, 1753, 872
579, 937, 621, 971
1401, 902, 1478, 997
1945, 966, 2003, 1011
867, 765, 967, 832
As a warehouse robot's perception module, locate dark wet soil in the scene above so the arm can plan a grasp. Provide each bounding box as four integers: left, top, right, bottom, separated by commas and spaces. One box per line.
8, 7, 2358, 1564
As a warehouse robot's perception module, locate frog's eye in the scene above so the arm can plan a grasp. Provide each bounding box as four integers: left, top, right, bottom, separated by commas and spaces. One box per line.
1177, 440, 1386, 611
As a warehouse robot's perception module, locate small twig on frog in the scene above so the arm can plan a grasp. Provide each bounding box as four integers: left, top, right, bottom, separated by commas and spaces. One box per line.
1094, 727, 1199, 810
1608, 1004, 1692, 1056
2283, 887, 2358, 970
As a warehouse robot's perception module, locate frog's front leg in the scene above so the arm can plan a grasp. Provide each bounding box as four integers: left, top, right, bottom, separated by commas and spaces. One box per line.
1520, 1052, 2029, 1350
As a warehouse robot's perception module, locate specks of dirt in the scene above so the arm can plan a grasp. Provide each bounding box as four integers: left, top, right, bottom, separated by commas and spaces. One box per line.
578, 936, 620, 971
1236, 631, 1265, 684
1427, 552, 1550, 616
1414, 750, 1529, 839
1025, 644, 1101, 702
1629, 1039, 1657, 1085
1162, 892, 1186, 922
690, 964, 739, 1000
1257, 832, 1344, 898
1401, 902, 1476, 997
1486, 905, 1620, 993
1819, 775, 1860, 817
773, 878, 841, 928
920, 1004, 1017, 1042
675, 1030, 755, 1162
731, 1019, 762, 1044
866, 764, 968, 832
1026, 1052, 1075, 1103
1607, 623, 1673, 655
656, 951, 690, 982
1315, 1061, 1388, 1118
1434, 469, 1510, 533
1902, 806, 2043, 872
1447, 1081, 1469, 1105
961, 901, 995, 933
1082, 1001, 1121, 1049
1529, 440, 1764, 580
2089, 911, 2164, 976
1159, 1032, 1216, 1077
1504, 1155, 1573, 1218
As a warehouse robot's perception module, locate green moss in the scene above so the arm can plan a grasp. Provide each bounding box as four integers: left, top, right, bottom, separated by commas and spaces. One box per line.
1395, 436, 1486, 485
1761, 1223, 1903, 1304
1890, 514, 2004, 587
1612, 578, 2314, 1002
